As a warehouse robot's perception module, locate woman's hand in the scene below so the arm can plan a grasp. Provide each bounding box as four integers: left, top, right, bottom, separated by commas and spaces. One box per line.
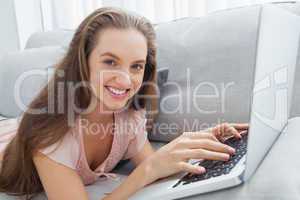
104, 123, 249, 200
141, 131, 236, 183
208, 123, 249, 142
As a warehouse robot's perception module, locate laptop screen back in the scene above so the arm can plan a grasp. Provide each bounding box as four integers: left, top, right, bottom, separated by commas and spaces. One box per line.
244, 5, 300, 181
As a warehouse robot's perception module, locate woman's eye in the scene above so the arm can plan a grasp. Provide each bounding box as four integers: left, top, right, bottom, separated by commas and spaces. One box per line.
103, 60, 116, 66
132, 64, 144, 70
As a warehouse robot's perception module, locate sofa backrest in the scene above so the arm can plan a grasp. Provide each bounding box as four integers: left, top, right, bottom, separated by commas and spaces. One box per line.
0, 46, 66, 117
151, 3, 300, 141
151, 6, 261, 141
25, 31, 73, 49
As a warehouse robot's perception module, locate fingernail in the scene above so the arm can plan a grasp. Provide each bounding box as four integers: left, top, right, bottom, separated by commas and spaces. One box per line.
229, 147, 235, 154
224, 154, 230, 161
197, 167, 205, 173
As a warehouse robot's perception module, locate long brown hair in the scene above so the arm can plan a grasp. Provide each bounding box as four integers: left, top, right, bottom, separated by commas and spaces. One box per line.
0, 7, 157, 199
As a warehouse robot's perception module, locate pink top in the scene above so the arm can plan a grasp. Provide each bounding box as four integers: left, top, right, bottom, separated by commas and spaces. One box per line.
0, 108, 147, 185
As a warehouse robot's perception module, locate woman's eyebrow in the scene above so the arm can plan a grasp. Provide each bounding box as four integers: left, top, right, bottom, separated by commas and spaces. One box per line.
133, 59, 146, 64
100, 52, 120, 60
100, 52, 146, 64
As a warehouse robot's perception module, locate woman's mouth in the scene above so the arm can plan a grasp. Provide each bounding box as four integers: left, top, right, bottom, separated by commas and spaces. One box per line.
105, 86, 130, 100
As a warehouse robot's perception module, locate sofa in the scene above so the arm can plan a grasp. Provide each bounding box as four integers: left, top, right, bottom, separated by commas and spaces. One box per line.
0, 2, 300, 200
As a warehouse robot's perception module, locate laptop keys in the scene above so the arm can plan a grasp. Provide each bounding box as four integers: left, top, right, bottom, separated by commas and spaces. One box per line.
172, 134, 248, 188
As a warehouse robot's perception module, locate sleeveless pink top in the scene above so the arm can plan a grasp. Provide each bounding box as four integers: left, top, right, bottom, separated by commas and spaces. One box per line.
0, 108, 147, 185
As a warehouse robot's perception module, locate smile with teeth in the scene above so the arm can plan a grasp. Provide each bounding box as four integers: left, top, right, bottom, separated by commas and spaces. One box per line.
105, 86, 129, 97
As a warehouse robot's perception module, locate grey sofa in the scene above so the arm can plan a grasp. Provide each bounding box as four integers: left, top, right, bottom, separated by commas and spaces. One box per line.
0, 2, 300, 200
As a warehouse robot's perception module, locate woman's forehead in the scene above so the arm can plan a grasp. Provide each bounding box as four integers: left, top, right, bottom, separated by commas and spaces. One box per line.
94, 28, 148, 60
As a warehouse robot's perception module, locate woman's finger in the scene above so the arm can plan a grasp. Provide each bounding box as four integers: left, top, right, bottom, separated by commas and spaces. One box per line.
211, 126, 222, 139
182, 139, 235, 155
178, 162, 206, 174
213, 123, 241, 140
180, 148, 231, 161
225, 125, 242, 139
229, 123, 249, 130
240, 130, 248, 135
183, 131, 218, 142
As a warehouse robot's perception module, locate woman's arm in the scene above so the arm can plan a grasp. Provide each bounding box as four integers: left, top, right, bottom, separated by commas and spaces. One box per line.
102, 139, 155, 199
131, 139, 155, 166
104, 123, 249, 199
33, 152, 90, 200
102, 160, 154, 200
103, 133, 234, 199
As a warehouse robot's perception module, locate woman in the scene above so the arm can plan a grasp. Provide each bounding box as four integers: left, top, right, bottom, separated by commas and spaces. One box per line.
0, 7, 248, 200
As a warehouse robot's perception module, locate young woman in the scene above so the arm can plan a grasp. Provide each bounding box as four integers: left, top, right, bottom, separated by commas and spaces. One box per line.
0, 7, 248, 200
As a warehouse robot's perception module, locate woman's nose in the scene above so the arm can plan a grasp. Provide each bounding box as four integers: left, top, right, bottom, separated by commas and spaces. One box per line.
115, 70, 131, 89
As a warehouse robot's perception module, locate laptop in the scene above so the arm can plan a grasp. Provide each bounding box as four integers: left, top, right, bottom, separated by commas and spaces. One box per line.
130, 5, 300, 200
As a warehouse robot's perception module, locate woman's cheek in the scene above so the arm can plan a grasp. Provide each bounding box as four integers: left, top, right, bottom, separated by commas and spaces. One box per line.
132, 80, 143, 97
89, 72, 109, 96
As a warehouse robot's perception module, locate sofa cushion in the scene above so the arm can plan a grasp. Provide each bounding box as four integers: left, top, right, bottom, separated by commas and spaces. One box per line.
0, 46, 66, 117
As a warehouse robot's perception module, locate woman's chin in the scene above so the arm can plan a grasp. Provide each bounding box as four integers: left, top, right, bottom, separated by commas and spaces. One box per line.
103, 100, 129, 111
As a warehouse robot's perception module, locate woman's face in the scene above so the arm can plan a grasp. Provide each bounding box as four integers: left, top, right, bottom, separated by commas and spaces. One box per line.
88, 28, 147, 112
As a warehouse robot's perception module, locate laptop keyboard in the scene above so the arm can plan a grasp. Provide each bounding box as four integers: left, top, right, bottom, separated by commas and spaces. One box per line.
172, 133, 248, 188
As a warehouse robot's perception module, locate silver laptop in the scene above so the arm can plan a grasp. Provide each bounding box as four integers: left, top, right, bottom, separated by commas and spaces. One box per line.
130, 5, 300, 200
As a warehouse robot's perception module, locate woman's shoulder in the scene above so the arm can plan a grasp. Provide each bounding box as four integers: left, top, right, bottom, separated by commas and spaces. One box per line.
117, 108, 147, 138
120, 108, 148, 160
120, 108, 146, 127
38, 123, 81, 170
